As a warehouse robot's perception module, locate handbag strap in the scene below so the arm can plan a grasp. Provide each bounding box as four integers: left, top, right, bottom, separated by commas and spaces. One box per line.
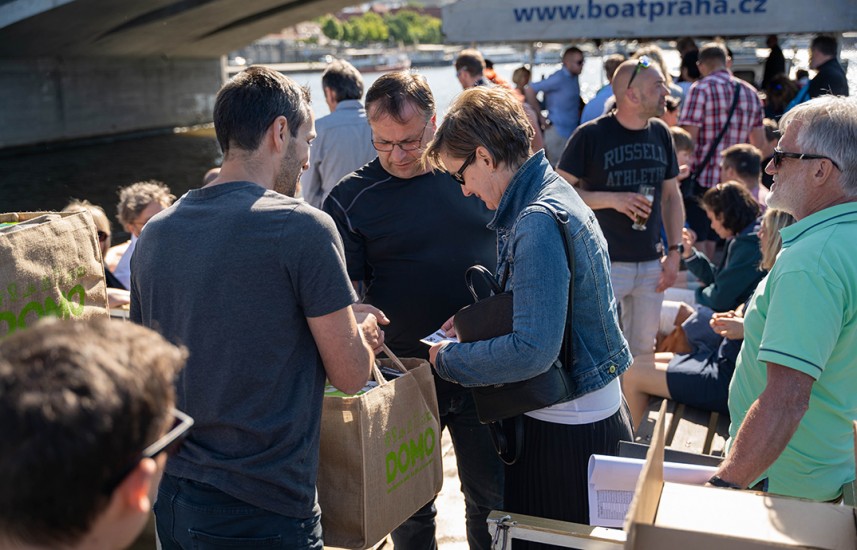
690, 82, 743, 181
464, 264, 505, 302
529, 201, 575, 371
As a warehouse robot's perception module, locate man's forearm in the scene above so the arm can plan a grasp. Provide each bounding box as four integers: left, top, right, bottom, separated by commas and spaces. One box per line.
715, 363, 812, 487
661, 178, 684, 249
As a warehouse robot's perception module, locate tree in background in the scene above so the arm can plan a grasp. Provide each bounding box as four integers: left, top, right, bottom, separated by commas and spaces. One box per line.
320, 15, 344, 42
385, 10, 441, 45
319, 9, 440, 47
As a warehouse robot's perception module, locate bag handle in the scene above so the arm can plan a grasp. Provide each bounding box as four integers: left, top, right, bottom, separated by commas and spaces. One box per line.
367, 337, 408, 387
381, 343, 408, 373
464, 265, 504, 302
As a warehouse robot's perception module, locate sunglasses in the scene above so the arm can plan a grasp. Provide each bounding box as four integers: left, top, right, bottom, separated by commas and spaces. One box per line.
772, 148, 841, 171
96, 230, 109, 243
451, 152, 476, 185
627, 56, 652, 89
102, 407, 194, 493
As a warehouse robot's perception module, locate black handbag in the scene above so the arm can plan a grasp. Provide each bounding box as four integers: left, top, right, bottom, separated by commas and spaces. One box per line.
452, 265, 513, 344
681, 82, 742, 199
453, 201, 577, 425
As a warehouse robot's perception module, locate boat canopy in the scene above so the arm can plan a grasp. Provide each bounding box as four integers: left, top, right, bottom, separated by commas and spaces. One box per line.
442, 0, 857, 43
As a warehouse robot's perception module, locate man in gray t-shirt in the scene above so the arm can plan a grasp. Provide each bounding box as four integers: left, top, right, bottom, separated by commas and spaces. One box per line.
131, 66, 384, 548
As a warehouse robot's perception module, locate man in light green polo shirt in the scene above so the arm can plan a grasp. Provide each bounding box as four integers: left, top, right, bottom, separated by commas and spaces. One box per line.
710, 95, 857, 500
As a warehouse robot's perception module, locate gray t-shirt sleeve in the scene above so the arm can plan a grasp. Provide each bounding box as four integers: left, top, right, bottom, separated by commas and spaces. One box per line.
286, 205, 358, 318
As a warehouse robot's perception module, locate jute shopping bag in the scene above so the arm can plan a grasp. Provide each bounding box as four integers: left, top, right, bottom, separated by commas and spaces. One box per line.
1, 211, 108, 337
318, 347, 443, 549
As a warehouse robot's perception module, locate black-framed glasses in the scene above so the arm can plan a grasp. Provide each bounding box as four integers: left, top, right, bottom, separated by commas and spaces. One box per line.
772, 148, 841, 171
371, 120, 430, 152
627, 55, 652, 89
102, 407, 194, 493
451, 152, 477, 185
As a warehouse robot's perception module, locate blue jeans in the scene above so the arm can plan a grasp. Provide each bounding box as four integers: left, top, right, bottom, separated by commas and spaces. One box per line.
155, 474, 322, 549
391, 392, 504, 550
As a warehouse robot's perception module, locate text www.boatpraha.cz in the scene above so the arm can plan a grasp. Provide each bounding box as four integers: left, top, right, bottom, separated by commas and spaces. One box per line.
513, 0, 767, 23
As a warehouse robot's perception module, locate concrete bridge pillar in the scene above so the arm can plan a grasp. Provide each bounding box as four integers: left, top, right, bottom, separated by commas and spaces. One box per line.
0, 56, 223, 149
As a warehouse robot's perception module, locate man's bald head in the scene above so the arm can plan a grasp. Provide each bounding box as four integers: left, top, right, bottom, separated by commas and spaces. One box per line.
613, 59, 659, 104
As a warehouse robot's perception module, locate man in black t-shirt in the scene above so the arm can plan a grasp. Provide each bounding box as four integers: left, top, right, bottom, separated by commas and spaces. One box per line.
323, 72, 503, 550
556, 58, 685, 429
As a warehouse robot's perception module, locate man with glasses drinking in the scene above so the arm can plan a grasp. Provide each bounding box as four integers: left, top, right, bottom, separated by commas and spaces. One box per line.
323, 71, 503, 550
556, 58, 685, 429
708, 95, 857, 501
524, 46, 584, 166
0, 318, 188, 550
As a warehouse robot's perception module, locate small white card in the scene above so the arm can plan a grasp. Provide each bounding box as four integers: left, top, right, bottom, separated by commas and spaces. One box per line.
420, 329, 459, 346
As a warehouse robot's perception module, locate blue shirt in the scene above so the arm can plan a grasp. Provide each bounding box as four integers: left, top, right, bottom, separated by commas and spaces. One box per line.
580, 84, 613, 125
530, 67, 581, 139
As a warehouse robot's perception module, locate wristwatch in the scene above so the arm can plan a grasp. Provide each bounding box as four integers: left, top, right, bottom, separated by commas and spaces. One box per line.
707, 475, 742, 489
667, 243, 685, 255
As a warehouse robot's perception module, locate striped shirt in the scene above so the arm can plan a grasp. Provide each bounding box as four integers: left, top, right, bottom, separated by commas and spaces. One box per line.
679, 70, 764, 188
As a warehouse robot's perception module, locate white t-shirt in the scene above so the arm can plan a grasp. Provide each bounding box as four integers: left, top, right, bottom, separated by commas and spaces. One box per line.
525, 378, 622, 425
112, 235, 137, 290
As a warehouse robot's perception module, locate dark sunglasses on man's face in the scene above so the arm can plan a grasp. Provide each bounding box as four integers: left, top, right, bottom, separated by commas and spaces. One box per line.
102, 407, 194, 493
772, 148, 841, 171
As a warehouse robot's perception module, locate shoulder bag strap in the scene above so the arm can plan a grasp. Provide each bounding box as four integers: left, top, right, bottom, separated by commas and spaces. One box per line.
530, 201, 574, 370
690, 82, 744, 180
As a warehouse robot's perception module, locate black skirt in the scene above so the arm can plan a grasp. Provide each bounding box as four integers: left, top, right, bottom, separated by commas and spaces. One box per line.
503, 404, 633, 550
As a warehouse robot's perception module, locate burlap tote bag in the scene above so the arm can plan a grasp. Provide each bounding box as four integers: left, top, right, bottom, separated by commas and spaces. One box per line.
1, 211, 108, 337
318, 346, 443, 549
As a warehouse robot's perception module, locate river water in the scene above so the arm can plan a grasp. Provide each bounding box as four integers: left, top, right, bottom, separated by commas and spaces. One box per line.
0, 61, 593, 236
2, 55, 856, 238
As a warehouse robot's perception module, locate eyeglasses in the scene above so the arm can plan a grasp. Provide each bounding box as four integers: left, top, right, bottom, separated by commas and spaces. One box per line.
627, 56, 652, 89
450, 152, 476, 185
102, 407, 194, 493
371, 120, 430, 152
772, 148, 841, 171
96, 230, 109, 243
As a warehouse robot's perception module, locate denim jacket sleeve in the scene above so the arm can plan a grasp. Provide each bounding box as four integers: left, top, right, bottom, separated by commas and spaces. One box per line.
435, 210, 569, 387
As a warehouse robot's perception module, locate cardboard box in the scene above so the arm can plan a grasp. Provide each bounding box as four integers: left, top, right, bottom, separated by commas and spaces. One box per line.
624, 402, 857, 549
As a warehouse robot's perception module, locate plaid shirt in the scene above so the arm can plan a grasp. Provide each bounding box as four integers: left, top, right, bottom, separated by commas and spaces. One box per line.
679, 70, 764, 188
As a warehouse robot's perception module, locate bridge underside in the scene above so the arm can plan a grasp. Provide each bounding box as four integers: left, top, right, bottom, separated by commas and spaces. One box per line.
0, 0, 357, 149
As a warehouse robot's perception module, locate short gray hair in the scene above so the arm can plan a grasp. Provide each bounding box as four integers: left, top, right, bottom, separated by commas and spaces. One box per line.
781, 95, 857, 197
322, 59, 363, 102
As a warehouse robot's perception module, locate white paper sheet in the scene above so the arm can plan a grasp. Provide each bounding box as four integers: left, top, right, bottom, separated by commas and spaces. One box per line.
587, 454, 717, 528
420, 329, 459, 346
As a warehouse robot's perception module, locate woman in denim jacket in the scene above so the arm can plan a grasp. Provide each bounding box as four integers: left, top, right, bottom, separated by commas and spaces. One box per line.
423, 87, 633, 541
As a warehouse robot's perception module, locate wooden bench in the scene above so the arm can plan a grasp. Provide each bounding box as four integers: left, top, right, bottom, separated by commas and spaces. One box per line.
634, 397, 729, 456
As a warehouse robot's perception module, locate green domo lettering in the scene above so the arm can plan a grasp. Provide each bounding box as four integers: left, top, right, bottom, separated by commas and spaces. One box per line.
385, 426, 436, 485
0, 284, 86, 336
